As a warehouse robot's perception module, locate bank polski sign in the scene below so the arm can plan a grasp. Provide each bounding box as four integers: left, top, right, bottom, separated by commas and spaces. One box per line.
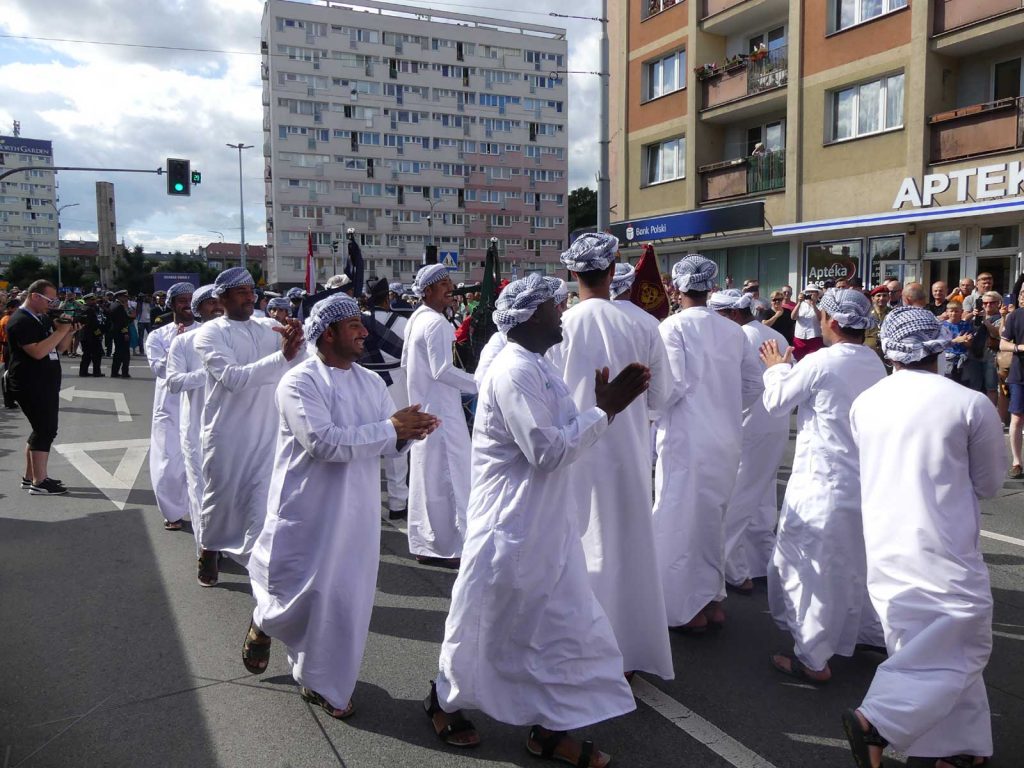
893, 160, 1024, 209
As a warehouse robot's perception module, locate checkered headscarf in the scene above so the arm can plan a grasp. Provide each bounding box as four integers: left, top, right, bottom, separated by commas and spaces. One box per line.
493, 273, 555, 334
560, 232, 619, 273
190, 284, 217, 317
213, 267, 254, 296
819, 288, 876, 330
267, 297, 290, 312
880, 306, 953, 363
412, 264, 450, 297
304, 294, 362, 345
167, 282, 195, 301
672, 254, 718, 293
610, 263, 635, 298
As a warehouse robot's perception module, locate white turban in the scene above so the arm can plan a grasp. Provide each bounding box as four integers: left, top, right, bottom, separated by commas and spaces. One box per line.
389, 282, 404, 294
672, 254, 718, 293
303, 293, 362, 345
190, 284, 217, 317
560, 232, 619, 273
819, 288, 876, 330
493, 273, 556, 334
267, 297, 290, 312
610, 264, 636, 298
412, 264, 450, 297
325, 274, 352, 289
548, 277, 569, 305
708, 288, 752, 311
880, 306, 953, 363
213, 267, 254, 296
167, 282, 195, 301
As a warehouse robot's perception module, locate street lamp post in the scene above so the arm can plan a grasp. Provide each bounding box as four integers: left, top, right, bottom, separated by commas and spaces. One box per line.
225, 143, 254, 268
48, 201, 79, 289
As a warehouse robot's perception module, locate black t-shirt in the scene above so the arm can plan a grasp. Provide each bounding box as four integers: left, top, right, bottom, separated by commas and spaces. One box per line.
5, 308, 61, 391
770, 312, 795, 344
1001, 309, 1024, 384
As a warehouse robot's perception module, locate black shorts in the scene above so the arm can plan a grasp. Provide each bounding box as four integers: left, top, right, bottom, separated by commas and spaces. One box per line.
13, 383, 60, 452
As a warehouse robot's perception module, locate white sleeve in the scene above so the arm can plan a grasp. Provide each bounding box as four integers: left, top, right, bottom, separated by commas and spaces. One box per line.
166, 336, 205, 395
762, 358, 818, 416
425, 319, 477, 394
196, 326, 289, 393
967, 395, 1009, 499
658, 321, 687, 412
740, 337, 764, 410
645, 325, 674, 414
144, 329, 171, 379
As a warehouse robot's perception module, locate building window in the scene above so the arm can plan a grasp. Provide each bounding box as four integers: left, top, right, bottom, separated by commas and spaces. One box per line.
644, 50, 685, 101
828, 73, 904, 143
830, 0, 907, 33
925, 230, 960, 254
643, 0, 680, 20
980, 226, 1019, 250
645, 136, 685, 185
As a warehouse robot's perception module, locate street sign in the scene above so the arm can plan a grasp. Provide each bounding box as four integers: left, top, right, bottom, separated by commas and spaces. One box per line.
440, 251, 459, 268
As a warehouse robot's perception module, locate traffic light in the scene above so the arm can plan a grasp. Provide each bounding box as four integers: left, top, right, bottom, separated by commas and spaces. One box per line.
166, 158, 191, 196
331, 239, 340, 254
191, 170, 202, 186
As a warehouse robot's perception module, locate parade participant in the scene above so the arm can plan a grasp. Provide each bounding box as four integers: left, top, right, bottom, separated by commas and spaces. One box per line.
192, 268, 305, 587
843, 307, 1004, 768
609, 263, 660, 331
653, 255, 759, 632
165, 285, 222, 548
108, 290, 132, 378
760, 288, 885, 683
266, 297, 290, 326
711, 289, 789, 590
390, 282, 413, 310
428, 274, 650, 767
550, 233, 674, 680
360, 277, 410, 519
401, 264, 477, 567
246, 294, 438, 717
144, 282, 196, 531
78, 294, 105, 377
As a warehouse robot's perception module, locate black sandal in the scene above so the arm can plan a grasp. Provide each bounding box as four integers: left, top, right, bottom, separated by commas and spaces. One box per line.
163, 519, 183, 531
771, 652, 830, 685
423, 681, 480, 748
841, 709, 888, 768
300, 687, 354, 719
527, 726, 607, 768
241, 619, 271, 674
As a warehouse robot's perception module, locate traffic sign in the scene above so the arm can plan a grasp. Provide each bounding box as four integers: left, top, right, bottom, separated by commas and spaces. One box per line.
440, 251, 459, 268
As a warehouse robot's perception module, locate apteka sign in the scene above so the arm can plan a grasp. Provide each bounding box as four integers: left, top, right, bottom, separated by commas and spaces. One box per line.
893, 160, 1024, 209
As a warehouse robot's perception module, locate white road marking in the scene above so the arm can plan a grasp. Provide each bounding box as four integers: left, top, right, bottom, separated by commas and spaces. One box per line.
782, 733, 848, 749
982, 529, 1024, 548
59, 385, 132, 422
53, 438, 150, 510
631, 677, 780, 768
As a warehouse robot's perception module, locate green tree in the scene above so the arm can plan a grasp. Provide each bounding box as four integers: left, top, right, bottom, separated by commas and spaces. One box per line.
114, 244, 158, 294
246, 261, 264, 286
41, 256, 88, 291
568, 186, 598, 234
3, 255, 46, 288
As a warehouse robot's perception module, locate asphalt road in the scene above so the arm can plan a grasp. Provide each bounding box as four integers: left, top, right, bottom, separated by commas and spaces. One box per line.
1, 354, 1023, 768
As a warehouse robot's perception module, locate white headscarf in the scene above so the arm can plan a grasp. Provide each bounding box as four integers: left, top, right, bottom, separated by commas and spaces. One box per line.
304, 294, 362, 345
412, 264, 450, 297
708, 288, 752, 311
610, 263, 636, 298
672, 254, 718, 293
880, 306, 953, 363
560, 232, 619, 273
190, 284, 217, 317
819, 288, 876, 330
213, 267, 254, 296
493, 273, 556, 334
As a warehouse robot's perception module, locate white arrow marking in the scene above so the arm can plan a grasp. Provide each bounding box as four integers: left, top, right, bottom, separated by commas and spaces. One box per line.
59, 385, 132, 422
53, 439, 151, 510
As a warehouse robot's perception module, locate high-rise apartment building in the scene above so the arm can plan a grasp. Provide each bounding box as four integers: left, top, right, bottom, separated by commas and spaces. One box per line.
0, 134, 58, 267
261, 0, 569, 287
611, 1, 1024, 293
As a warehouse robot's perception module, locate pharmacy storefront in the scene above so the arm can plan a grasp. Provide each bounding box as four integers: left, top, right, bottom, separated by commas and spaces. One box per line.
776, 160, 1024, 295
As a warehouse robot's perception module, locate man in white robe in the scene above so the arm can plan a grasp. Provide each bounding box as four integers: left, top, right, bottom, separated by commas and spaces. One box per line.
843, 308, 1004, 768
193, 268, 305, 586
549, 234, 674, 680
402, 264, 477, 566
144, 281, 197, 531
430, 274, 650, 767
653, 255, 760, 632
245, 294, 438, 718
166, 285, 222, 558
710, 289, 789, 591
760, 288, 886, 683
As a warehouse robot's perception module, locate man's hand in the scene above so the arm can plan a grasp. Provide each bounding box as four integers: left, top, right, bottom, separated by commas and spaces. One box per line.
176, 322, 187, 335
390, 404, 440, 440
594, 363, 651, 421
760, 339, 792, 368
274, 318, 304, 360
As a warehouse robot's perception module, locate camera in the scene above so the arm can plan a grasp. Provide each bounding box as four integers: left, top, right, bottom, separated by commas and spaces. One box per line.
47, 305, 83, 323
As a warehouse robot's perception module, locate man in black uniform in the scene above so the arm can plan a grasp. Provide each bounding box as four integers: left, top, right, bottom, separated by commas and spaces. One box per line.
108, 290, 132, 378
102, 291, 116, 356
79, 293, 105, 377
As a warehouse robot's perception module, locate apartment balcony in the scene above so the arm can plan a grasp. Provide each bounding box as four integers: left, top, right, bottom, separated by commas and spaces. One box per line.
698, 150, 786, 203
932, 0, 1024, 54
701, 0, 789, 36
700, 47, 788, 122
929, 97, 1024, 164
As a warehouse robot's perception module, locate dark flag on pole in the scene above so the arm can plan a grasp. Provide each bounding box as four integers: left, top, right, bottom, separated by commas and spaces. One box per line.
630, 243, 670, 320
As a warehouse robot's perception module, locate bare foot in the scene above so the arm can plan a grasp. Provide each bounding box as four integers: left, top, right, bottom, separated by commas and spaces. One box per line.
771, 653, 831, 682
703, 601, 726, 626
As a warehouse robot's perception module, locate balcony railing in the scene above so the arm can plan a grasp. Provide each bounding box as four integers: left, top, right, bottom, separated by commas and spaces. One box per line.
933, 0, 1024, 35
701, 46, 788, 110
928, 97, 1024, 163
703, 0, 747, 18
699, 149, 786, 202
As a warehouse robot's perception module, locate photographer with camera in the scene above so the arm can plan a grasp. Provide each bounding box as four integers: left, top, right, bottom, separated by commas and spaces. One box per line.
790, 283, 823, 360
5, 279, 79, 495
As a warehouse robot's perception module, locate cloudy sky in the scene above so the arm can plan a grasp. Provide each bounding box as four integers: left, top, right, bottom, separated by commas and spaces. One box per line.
0, 0, 601, 253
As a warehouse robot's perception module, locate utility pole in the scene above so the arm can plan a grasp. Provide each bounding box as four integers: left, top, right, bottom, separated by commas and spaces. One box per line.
49, 201, 79, 288
226, 143, 253, 268
597, 0, 610, 232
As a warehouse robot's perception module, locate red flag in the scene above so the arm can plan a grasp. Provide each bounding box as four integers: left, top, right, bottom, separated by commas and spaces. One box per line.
629, 243, 669, 320
304, 230, 316, 293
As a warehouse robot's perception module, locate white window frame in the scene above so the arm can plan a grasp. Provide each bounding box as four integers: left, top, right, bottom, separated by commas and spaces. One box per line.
644, 49, 686, 102
826, 72, 904, 144
644, 136, 685, 186
829, 0, 908, 35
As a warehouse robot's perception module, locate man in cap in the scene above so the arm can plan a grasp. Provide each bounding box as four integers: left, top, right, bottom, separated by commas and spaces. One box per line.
102, 291, 116, 355
549, 233, 674, 680
78, 293, 105, 377
245, 293, 439, 716
192, 267, 305, 586
145, 282, 197, 531
843, 307, 1004, 768
166, 285, 222, 551
429, 274, 650, 766
710, 289, 789, 591
401, 264, 478, 567
653, 255, 759, 632
108, 290, 133, 377
359, 277, 411, 519
759, 288, 886, 683
390, 282, 413, 310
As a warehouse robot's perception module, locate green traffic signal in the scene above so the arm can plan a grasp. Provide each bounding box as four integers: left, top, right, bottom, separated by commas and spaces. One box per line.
174, 182, 185, 192
166, 157, 191, 196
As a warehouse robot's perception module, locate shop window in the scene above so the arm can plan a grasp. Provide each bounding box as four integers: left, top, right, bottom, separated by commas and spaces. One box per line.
980, 226, 1019, 250
827, 73, 904, 143
804, 240, 863, 285
925, 230, 960, 253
